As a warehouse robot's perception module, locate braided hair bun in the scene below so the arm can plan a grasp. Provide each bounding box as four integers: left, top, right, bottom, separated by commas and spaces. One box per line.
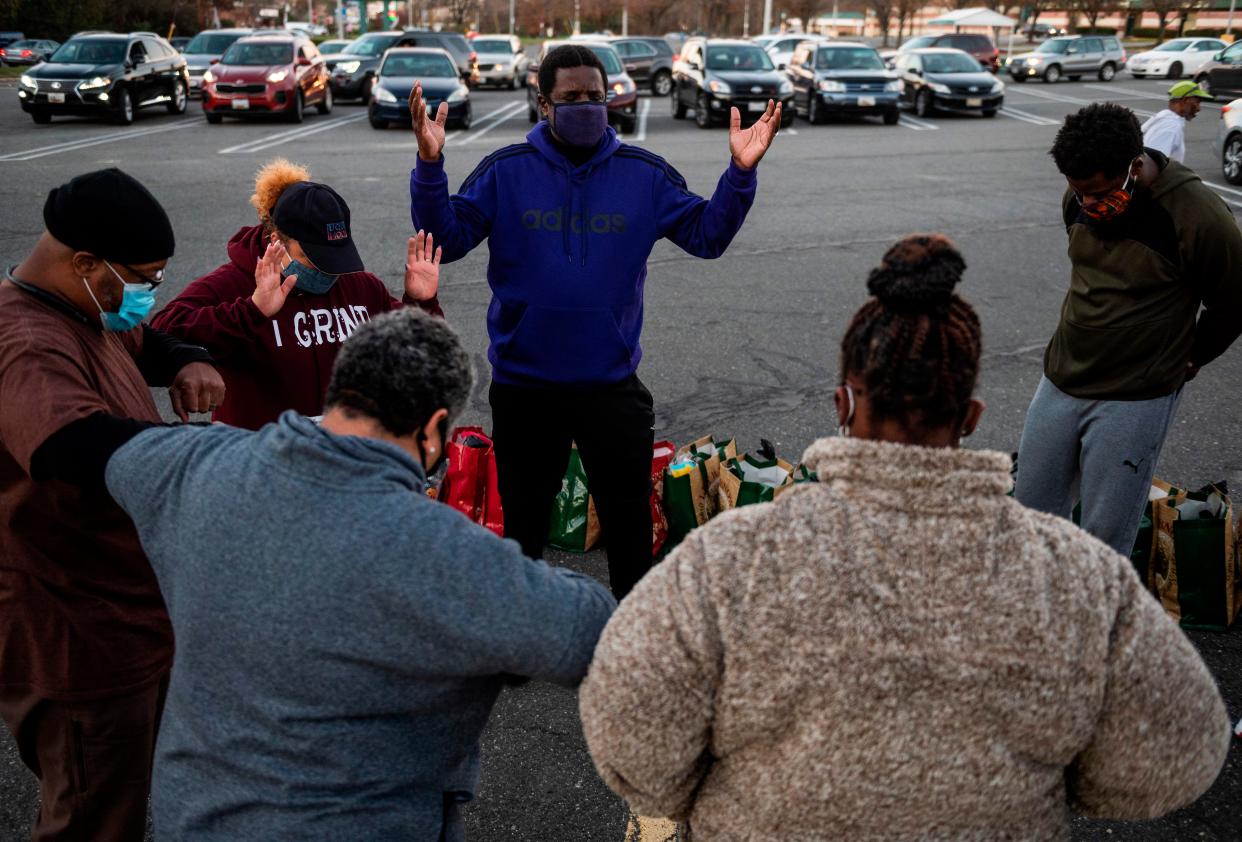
866, 234, 966, 312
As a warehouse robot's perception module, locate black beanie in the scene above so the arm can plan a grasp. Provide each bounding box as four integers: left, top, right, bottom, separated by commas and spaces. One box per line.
43, 168, 176, 263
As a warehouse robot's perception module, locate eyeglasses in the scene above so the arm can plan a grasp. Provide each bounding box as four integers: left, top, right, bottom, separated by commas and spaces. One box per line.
118, 263, 165, 289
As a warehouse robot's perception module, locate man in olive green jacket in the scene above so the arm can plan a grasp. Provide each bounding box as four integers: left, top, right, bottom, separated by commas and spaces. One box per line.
1016, 103, 1242, 556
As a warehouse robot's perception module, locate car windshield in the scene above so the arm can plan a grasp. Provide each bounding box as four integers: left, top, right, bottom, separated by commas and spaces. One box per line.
1037, 39, 1072, 54
50, 38, 126, 64
922, 52, 982, 73
8, 39, 36, 49
184, 32, 245, 54
817, 47, 883, 70
221, 42, 293, 65
901, 36, 936, 51
472, 39, 513, 54
586, 45, 623, 74
347, 34, 401, 57
706, 45, 774, 71
382, 53, 457, 76
1152, 39, 1192, 52
319, 41, 349, 54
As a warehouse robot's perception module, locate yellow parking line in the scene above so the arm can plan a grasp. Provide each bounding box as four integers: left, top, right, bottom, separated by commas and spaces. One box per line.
623, 812, 682, 841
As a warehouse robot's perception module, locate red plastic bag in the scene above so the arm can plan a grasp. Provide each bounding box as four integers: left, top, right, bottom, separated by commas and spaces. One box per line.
651, 440, 676, 559
440, 427, 504, 537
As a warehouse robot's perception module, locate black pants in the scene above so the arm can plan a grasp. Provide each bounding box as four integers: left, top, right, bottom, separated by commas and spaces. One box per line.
490, 375, 655, 599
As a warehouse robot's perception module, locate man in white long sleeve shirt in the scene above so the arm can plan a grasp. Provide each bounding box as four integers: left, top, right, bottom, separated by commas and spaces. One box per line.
1142, 80, 1213, 162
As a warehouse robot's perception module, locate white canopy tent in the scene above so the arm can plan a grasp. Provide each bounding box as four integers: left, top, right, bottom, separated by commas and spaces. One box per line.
926, 7, 1019, 68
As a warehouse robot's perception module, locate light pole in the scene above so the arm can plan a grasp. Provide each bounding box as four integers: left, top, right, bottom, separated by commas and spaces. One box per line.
509, 0, 516, 34
762, 0, 772, 36
622, 0, 628, 36
573, 0, 581, 35
1228, 0, 1237, 35
744, 0, 751, 37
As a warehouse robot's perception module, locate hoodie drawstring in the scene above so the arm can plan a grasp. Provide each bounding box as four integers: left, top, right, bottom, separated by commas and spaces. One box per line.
563, 170, 573, 263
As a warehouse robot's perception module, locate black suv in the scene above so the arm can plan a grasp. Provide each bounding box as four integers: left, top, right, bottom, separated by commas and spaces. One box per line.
671, 38, 794, 129
608, 36, 675, 96
328, 29, 476, 102
787, 41, 901, 125
18, 32, 189, 124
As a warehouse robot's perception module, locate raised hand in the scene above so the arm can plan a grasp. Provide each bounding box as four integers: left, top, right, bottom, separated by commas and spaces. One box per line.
404, 229, 442, 302
251, 239, 298, 318
729, 99, 782, 171
409, 81, 449, 163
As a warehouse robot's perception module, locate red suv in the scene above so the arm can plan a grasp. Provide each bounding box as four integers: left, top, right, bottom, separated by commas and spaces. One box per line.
202, 33, 331, 123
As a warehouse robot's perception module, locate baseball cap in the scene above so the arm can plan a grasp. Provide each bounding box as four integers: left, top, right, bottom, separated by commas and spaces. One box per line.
271, 181, 363, 276
1169, 80, 1213, 101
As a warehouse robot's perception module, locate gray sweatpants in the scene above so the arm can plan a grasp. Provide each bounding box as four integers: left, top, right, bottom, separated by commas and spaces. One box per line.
1015, 376, 1183, 557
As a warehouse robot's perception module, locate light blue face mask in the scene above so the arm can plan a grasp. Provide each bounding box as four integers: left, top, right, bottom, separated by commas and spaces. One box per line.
282, 258, 339, 295
82, 260, 156, 332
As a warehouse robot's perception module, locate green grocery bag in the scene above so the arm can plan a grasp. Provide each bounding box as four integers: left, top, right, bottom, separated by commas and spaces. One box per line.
1151, 482, 1241, 631
547, 446, 601, 553
718, 440, 818, 511
663, 435, 737, 550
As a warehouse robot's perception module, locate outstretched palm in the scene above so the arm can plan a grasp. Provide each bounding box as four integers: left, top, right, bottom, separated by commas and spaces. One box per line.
404, 229, 442, 302
729, 99, 782, 170
409, 81, 449, 163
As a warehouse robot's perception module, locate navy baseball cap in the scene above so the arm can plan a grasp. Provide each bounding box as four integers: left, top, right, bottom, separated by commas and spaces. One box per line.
272, 181, 363, 275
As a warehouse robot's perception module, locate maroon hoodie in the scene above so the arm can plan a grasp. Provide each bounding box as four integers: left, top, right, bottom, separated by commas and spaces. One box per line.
152, 225, 444, 430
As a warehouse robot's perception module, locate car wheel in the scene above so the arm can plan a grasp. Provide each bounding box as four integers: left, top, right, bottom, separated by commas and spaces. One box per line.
1224, 134, 1242, 185
508, 76, 517, 90
114, 87, 134, 124
1043, 64, 1061, 84
369, 110, 388, 129
915, 89, 933, 117
780, 107, 794, 128
205, 111, 223, 124
651, 70, 672, 97
527, 103, 538, 123
883, 107, 899, 125
167, 78, 187, 114
671, 90, 687, 119
1098, 63, 1115, 82
317, 85, 333, 115
30, 109, 51, 124
361, 75, 375, 105
807, 95, 822, 125
695, 92, 712, 128
287, 90, 304, 123
456, 102, 473, 130
1168, 62, 1182, 79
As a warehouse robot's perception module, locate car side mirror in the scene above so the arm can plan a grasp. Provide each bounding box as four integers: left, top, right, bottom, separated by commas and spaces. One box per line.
1213, 51, 1223, 61
130, 55, 144, 66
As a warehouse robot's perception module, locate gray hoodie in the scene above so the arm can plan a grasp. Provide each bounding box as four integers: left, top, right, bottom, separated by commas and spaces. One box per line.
106, 412, 617, 841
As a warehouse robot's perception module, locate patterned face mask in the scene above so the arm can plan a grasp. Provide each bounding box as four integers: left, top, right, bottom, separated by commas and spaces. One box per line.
1076, 169, 1137, 222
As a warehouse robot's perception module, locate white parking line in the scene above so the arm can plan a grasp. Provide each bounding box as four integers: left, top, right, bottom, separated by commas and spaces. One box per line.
218, 113, 367, 154
1009, 84, 1152, 116
898, 114, 939, 131
999, 106, 1060, 126
448, 101, 525, 147
1206, 180, 1242, 199
783, 125, 798, 135
634, 98, 651, 142
0, 119, 198, 162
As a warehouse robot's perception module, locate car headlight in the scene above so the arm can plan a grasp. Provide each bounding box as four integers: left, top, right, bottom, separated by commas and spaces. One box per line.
990, 81, 1004, 94
202, 69, 215, 84
79, 75, 111, 90
447, 85, 468, 103
818, 79, 845, 92
372, 84, 398, 103
708, 79, 731, 95
778, 79, 793, 95
267, 69, 289, 83
19, 73, 35, 89
884, 79, 902, 92
1025, 57, 1041, 66
336, 60, 360, 74
929, 82, 951, 95
495, 62, 509, 70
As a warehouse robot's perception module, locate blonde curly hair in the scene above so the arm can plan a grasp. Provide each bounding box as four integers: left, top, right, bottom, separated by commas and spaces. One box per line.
250, 158, 310, 232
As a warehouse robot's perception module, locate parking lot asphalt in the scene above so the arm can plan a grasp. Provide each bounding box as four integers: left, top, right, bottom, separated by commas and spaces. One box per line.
0, 74, 1240, 841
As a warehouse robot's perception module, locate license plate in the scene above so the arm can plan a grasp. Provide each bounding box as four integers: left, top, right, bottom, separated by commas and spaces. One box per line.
967, 98, 983, 107
747, 101, 767, 112
48, 92, 64, 104
231, 98, 250, 110
858, 96, 875, 107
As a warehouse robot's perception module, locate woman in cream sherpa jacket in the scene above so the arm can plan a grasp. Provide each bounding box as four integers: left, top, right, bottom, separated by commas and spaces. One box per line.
578, 235, 1230, 841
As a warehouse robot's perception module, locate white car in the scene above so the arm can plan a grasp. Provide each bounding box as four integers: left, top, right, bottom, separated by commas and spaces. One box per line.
765, 33, 827, 70
284, 21, 328, 38
471, 33, 529, 88
1127, 37, 1226, 79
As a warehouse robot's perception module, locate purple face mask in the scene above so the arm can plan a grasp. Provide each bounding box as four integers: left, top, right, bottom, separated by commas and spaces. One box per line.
551, 101, 608, 148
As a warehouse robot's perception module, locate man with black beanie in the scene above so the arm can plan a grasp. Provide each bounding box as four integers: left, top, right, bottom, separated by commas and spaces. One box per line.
0, 168, 225, 840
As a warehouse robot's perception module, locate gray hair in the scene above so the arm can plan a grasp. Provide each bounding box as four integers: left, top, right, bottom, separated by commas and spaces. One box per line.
325, 309, 473, 437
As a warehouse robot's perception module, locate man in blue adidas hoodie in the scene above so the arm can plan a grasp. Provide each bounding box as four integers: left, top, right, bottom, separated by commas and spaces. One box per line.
409, 44, 781, 597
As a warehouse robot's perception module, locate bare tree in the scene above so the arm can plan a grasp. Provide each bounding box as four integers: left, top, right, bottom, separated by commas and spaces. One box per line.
1148, 0, 1180, 41
1074, 0, 1115, 31
1174, 0, 1208, 35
